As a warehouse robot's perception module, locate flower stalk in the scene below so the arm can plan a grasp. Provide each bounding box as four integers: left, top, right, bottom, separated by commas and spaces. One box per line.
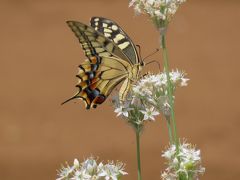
161, 31, 179, 150
166, 116, 173, 144
136, 126, 142, 180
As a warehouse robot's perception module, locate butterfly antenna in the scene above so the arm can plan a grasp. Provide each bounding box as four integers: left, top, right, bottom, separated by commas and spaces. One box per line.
145, 60, 161, 71
143, 48, 159, 61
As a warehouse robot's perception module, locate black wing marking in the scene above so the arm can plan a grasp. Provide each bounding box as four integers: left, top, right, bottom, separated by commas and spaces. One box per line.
67, 21, 129, 62
90, 17, 139, 65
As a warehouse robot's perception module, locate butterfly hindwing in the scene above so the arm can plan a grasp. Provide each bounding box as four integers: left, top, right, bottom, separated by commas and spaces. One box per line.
62, 56, 129, 109
90, 17, 139, 65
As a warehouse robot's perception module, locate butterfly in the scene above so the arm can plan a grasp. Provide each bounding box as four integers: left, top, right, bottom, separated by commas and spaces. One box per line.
62, 17, 144, 109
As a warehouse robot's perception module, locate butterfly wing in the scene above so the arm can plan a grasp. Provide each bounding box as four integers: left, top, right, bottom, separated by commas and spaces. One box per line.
90, 17, 140, 65
67, 21, 130, 62
62, 56, 130, 109
63, 21, 132, 109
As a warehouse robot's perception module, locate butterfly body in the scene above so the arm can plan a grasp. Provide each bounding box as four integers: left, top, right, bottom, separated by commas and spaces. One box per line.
63, 17, 143, 109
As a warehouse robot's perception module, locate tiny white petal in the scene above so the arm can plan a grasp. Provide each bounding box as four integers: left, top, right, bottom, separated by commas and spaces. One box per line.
74, 159, 79, 167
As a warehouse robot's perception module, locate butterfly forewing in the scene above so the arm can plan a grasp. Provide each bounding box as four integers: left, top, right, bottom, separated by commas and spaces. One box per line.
67, 21, 129, 62
90, 17, 139, 65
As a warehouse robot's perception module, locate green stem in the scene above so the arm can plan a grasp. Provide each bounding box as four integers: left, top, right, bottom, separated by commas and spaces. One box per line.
166, 116, 173, 144
161, 32, 179, 151
136, 126, 142, 180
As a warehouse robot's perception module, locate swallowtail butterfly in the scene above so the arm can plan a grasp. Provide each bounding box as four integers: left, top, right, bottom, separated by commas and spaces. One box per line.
63, 17, 144, 109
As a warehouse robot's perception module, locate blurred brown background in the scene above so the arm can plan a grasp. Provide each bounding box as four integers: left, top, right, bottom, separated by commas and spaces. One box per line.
0, 0, 240, 179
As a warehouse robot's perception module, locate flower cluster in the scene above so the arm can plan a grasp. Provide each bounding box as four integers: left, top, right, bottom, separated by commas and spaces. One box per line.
129, 0, 186, 27
113, 93, 150, 130
161, 142, 205, 180
113, 70, 188, 128
133, 70, 188, 117
57, 157, 127, 180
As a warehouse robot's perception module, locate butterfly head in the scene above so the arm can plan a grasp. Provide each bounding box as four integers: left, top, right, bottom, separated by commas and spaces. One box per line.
136, 45, 159, 67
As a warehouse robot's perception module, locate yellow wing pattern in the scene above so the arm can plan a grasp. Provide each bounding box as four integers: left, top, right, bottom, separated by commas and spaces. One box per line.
90, 17, 140, 64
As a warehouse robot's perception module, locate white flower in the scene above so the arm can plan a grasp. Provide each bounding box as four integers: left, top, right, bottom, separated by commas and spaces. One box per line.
140, 107, 160, 121
134, 70, 188, 94
74, 159, 80, 168
114, 105, 133, 117
180, 77, 189, 86
132, 71, 188, 117
57, 157, 128, 180
161, 169, 177, 180
99, 162, 127, 180
112, 93, 147, 127
170, 70, 181, 82
170, 70, 189, 86
161, 141, 205, 179
162, 144, 176, 160
129, 0, 187, 24
72, 169, 91, 180
56, 163, 75, 180
81, 158, 98, 175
